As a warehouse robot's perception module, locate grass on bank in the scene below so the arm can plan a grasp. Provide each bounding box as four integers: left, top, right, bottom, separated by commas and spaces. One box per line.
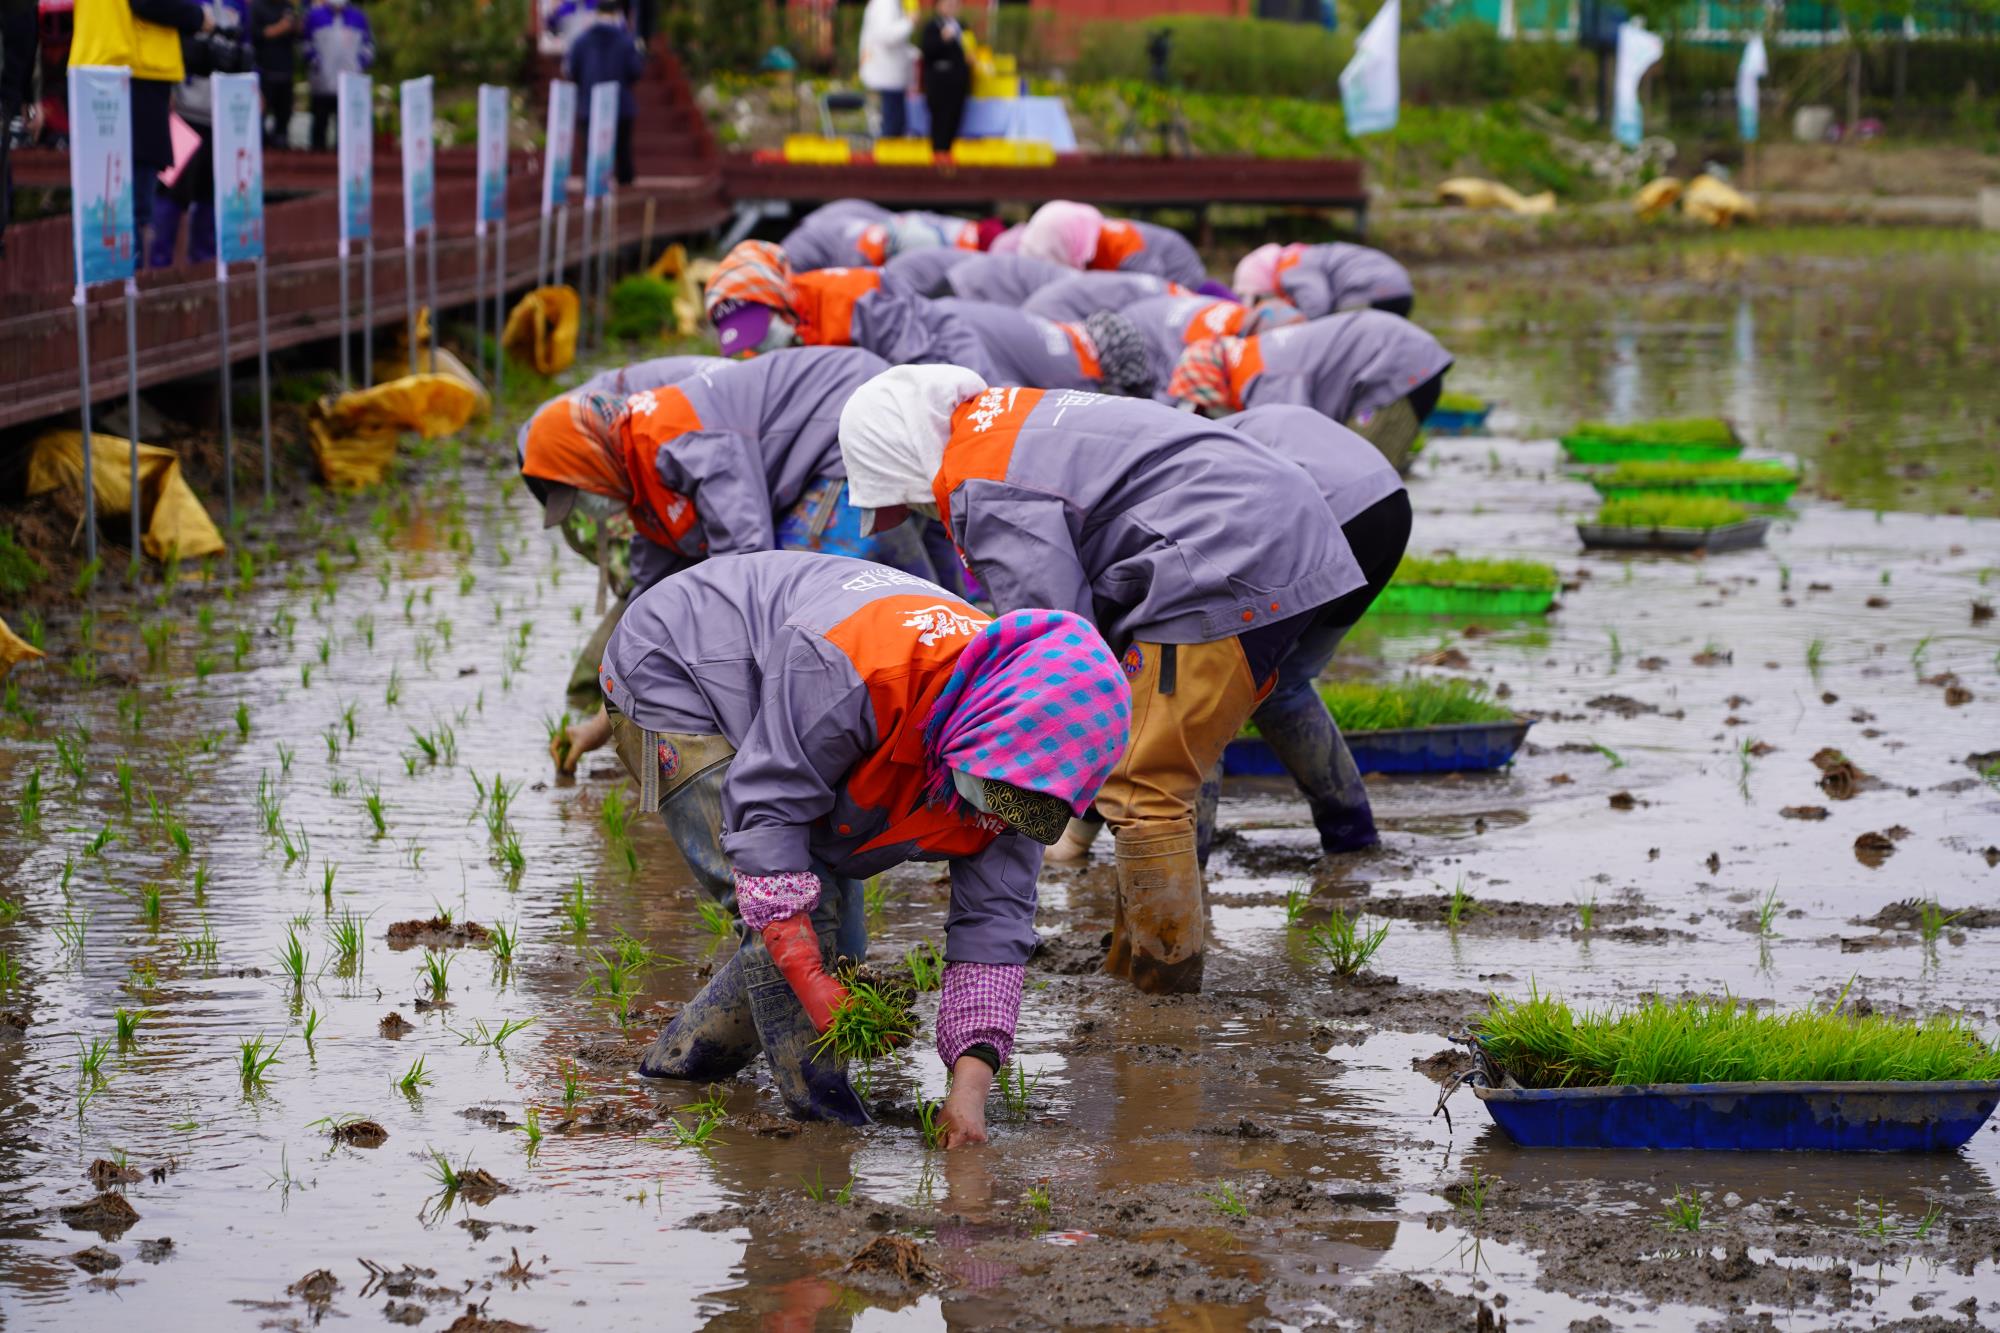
1593, 496, 1750, 530
1565, 418, 1739, 448
1392, 554, 1558, 590
1245, 678, 1514, 737
1598, 460, 1800, 487
1474, 989, 2000, 1088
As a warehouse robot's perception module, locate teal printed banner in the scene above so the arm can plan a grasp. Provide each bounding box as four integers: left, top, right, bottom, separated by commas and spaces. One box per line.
585, 80, 618, 201
477, 84, 509, 228
542, 80, 576, 215
211, 72, 265, 263
338, 73, 372, 242
400, 75, 435, 239
67, 65, 136, 289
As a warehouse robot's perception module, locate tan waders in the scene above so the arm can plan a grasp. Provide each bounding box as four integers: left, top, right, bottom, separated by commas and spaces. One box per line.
1349, 395, 1422, 476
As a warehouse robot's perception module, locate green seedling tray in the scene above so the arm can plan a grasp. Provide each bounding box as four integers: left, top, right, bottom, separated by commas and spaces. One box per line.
1591, 478, 1799, 506
1370, 583, 1556, 618
1577, 517, 1771, 554
1560, 436, 1745, 464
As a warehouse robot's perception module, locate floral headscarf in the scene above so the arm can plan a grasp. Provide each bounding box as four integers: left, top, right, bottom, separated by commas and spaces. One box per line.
704, 240, 798, 324
1167, 337, 1243, 413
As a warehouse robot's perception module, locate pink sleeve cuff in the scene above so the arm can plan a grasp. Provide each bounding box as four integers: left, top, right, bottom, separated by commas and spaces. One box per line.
733, 869, 822, 932
935, 961, 1024, 1069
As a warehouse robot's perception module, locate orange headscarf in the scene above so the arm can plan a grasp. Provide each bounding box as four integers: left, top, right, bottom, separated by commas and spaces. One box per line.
520, 392, 633, 501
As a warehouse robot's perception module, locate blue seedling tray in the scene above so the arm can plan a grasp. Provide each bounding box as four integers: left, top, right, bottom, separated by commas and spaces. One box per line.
1426, 403, 1493, 435
1474, 1079, 2000, 1152
1223, 718, 1532, 777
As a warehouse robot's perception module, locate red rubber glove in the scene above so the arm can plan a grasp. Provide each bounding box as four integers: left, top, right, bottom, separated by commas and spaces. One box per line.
761, 912, 850, 1034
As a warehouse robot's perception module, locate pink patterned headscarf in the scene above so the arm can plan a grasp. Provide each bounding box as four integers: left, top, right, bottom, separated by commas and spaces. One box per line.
987, 223, 1025, 255
1018, 201, 1105, 270
1232, 242, 1302, 298
921, 609, 1131, 814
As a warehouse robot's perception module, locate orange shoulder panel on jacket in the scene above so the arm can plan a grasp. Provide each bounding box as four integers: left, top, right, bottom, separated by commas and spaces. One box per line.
821, 592, 999, 857
1227, 336, 1266, 404
1090, 219, 1145, 271
620, 386, 704, 552
856, 224, 890, 267
1058, 322, 1103, 380
1182, 300, 1250, 343
933, 386, 1044, 526
793, 267, 883, 346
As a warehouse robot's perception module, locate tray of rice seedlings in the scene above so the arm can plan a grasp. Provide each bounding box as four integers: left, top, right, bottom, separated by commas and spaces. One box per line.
1589, 459, 1801, 507
1559, 417, 1744, 464
1368, 554, 1559, 618
1577, 496, 1770, 553
1424, 391, 1494, 436
1452, 989, 2000, 1151
1225, 677, 1530, 777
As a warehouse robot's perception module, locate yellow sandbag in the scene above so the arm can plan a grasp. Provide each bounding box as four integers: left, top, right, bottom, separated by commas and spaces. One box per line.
1683, 173, 1755, 227
503, 286, 581, 375
1436, 177, 1555, 215
24, 431, 226, 563
375, 308, 492, 417
0, 616, 44, 681
1633, 176, 1684, 220
642, 244, 705, 336
647, 242, 687, 283
307, 374, 482, 489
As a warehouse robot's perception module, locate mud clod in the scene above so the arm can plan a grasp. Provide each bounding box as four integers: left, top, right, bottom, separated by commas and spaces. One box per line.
573, 1036, 645, 1068
1944, 685, 1973, 706
1811, 747, 1871, 800
1781, 804, 1829, 820
288, 1268, 340, 1304
0, 1009, 28, 1036
387, 917, 492, 950
444, 1300, 538, 1332
1854, 831, 1898, 866
331, 1119, 389, 1148
69, 1245, 122, 1274
1607, 791, 1639, 810
841, 1234, 937, 1289
59, 1191, 140, 1238
453, 1169, 510, 1205
136, 1237, 174, 1263
379, 1011, 415, 1037
384, 1301, 427, 1326
87, 1158, 142, 1188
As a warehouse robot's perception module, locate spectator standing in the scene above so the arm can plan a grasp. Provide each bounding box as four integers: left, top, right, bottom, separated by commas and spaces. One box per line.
917, 0, 966, 154
857, 0, 911, 140
249, 0, 294, 147
151, 0, 249, 269
563, 0, 641, 187
301, 0, 368, 152
3, 0, 36, 255
70, 0, 212, 261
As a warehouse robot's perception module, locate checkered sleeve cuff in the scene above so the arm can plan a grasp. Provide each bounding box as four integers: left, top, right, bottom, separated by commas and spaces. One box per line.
936, 961, 1024, 1069
733, 870, 822, 932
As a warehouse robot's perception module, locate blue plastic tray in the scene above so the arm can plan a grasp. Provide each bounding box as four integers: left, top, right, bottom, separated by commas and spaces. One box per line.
1426, 404, 1493, 436
1475, 1080, 2000, 1152
1223, 718, 1532, 777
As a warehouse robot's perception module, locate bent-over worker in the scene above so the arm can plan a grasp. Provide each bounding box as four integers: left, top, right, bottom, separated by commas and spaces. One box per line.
1232, 241, 1415, 319
931, 300, 1157, 398
1016, 200, 1208, 288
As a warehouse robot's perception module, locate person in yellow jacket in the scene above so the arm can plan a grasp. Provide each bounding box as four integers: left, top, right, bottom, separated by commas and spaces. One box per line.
71, 0, 213, 259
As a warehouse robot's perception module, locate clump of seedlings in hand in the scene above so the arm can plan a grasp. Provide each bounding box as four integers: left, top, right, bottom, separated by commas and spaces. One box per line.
1659, 1188, 1704, 1233
812, 975, 918, 1063
1305, 909, 1389, 977
1473, 987, 2000, 1087
903, 939, 944, 992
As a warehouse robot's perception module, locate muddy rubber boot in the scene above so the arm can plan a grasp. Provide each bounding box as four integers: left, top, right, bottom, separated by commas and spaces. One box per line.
1115, 819, 1205, 995
1253, 689, 1379, 854
1102, 877, 1133, 980
1193, 766, 1224, 872
637, 944, 761, 1080
740, 935, 871, 1126
1046, 811, 1105, 866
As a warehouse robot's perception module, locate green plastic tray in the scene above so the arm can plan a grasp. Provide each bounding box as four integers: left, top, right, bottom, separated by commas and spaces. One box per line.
1370, 583, 1556, 617
1591, 478, 1799, 506
1560, 436, 1745, 464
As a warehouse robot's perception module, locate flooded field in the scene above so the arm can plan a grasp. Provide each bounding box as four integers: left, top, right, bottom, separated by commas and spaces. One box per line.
2, 228, 1998, 1330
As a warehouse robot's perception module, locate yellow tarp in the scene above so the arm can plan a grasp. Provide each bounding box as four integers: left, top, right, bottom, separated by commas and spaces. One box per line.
375, 308, 493, 418
24, 431, 226, 563
307, 374, 482, 489
1436, 177, 1556, 215
503, 286, 581, 376
0, 616, 44, 681
647, 245, 704, 337
1633, 176, 1684, 219
1683, 174, 1755, 227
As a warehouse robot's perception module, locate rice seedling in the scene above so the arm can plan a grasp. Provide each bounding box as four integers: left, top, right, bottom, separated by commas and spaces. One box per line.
238, 1033, 283, 1089
138, 882, 164, 926
279, 821, 310, 868
1024, 1184, 1052, 1214
1911, 635, 1934, 676
16, 768, 41, 833
904, 939, 944, 992
1593, 496, 1749, 530
1659, 1188, 1703, 1232
327, 908, 365, 972
1472, 988, 2000, 1087
435, 617, 454, 650
54, 729, 87, 784
84, 824, 117, 859
113, 1006, 149, 1045
179, 920, 218, 964
1456, 1168, 1492, 1221
384, 665, 403, 707
1914, 1204, 1944, 1240
560, 1062, 582, 1110
193, 652, 216, 682
458, 570, 476, 597
517, 1105, 543, 1153
495, 828, 526, 876
561, 878, 591, 936
693, 897, 735, 946
913, 1092, 945, 1149
801, 1168, 854, 1203
1589, 739, 1626, 770
397, 1055, 433, 1094
364, 785, 388, 837
302, 1006, 323, 1054
0, 895, 15, 921
1575, 894, 1597, 932
54, 904, 91, 956
454, 1016, 536, 1049
323, 728, 340, 760
0, 950, 19, 991
126, 956, 159, 992
425, 1148, 470, 1195
1918, 900, 1960, 945
997, 1062, 1041, 1119
665, 1113, 724, 1149
339, 700, 358, 741
402, 591, 418, 622
813, 977, 918, 1062
581, 950, 643, 1025
489, 920, 519, 966
1282, 884, 1311, 928
141, 620, 172, 667
1391, 554, 1558, 590
1444, 877, 1478, 930
863, 876, 898, 918
597, 787, 637, 873
163, 813, 191, 859
232, 626, 253, 669
418, 950, 453, 1000
356, 614, 375, 650
1305, 909, 1390, 977
234, 701, 251, 741
1755, 884, 1782, 937
277, 929, 312, 987
1202, 1183, 1249, 1218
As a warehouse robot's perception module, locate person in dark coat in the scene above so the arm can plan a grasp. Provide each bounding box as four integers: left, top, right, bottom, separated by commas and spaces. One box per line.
917, 0, 967, 155
249, 0, 293, 145
563, 0, 644, 186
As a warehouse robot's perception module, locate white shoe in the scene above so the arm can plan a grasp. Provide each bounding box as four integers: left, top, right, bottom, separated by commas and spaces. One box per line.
1044, 818, 1102, 865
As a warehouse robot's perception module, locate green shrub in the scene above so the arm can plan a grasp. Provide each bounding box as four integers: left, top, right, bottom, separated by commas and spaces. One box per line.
0, 527, 46, 598
608, 275, 680, 342
1594, 496, 1749, 529
371, 0, 531, 89
1476, 989, 2000, 1088
1393, 554, 1558, 590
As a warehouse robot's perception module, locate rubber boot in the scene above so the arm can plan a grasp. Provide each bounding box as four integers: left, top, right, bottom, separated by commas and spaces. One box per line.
1193, 767, 1224, 872
1253, 690, 1379, 854
1045, 811, 1104, 866
1102, 874, 1132, 980
637, 943, 761, 1080
740, 934, 871, 1126
1115, 819, 1205, 995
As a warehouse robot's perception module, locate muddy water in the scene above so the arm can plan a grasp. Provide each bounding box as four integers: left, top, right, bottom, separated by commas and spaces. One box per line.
2, 231, 1999, 1331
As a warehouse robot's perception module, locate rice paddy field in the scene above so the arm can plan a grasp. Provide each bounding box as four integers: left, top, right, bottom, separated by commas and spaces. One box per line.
2, 225, 1998, 1330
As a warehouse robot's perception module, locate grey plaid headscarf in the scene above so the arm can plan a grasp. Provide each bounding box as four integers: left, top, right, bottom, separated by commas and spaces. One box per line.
1084, 310, 1155, 399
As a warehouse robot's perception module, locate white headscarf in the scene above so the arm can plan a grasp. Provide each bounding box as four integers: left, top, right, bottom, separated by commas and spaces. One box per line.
837, 365, 989, 511
1018, 201, 1105, 269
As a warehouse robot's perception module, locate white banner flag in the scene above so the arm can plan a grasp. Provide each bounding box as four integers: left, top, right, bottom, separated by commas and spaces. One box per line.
1613, 21, 1665, 149
1736, 35, 1768, 142
542, 80, 577, 218
1339, 0, 1401, 138
400, 75, 435, 242
477, 84, 509, 233
337, 72, 372, 244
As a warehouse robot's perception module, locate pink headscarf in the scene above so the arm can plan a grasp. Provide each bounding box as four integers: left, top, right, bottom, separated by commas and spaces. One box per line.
987, 224, 1025, 255
1232, 242, 1303, 299
921, 609, 1131, 814
1018, 201, 1105, 270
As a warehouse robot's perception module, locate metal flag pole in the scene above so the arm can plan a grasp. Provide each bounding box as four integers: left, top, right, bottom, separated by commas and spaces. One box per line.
495, 212, 508, 410
579, 197, 594, 348
217, 260, 235, 526
338, 239, 350, 390
553, 201, 568, 291
363, 234, 375, 386
474, 222, 486, 387
601, 192, 615, 343
426, 220, 438, 370
405, 225, 419, 377
122, 276, 141, 580
255, 253, 273, 503
73, 293, 98, 573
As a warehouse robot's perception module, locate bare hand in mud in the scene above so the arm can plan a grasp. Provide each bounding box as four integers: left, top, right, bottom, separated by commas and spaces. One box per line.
554, 709, 614, 775
942, 1057, 993, 1149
